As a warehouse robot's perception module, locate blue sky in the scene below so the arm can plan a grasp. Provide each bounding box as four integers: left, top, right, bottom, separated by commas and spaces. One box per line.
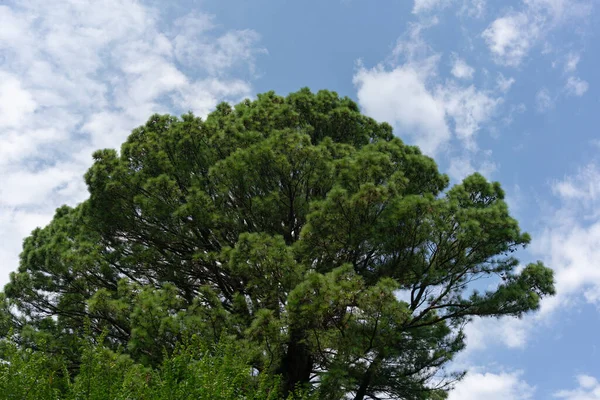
0, 0, 599, 398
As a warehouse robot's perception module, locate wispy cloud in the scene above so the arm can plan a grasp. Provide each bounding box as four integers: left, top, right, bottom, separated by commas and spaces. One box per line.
536, 88, 554, 112
482, 0, 592, 67
459, 0, 486, 18
413, 0, 486, 17
447, 153, 496, 181
497, 73, 516, 93
413, 0, 453, 14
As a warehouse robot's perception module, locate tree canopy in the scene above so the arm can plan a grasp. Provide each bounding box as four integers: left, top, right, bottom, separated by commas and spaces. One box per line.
2, 88, 555, 399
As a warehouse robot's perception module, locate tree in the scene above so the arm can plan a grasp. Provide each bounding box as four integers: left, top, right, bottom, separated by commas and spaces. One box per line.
3, 88, 555, 399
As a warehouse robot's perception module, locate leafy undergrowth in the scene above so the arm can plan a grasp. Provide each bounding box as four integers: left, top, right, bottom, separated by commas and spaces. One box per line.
0, 334, 313, 400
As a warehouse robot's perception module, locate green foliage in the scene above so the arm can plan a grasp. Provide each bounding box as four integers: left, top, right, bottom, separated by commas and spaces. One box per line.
0, 339, 66, 399
2, 88, 555, 399
0, 335, 290, 400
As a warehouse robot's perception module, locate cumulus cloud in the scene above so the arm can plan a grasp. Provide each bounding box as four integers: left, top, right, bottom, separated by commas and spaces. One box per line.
354, 22, 501, 156
0, 0, 264, 285
354, 64, 450, 155
482, 0, 592, 67
565, 76, 589, 96
450, 54, 475, 80
354, 0, 596, 371
555, 375, 600, 399
448, 370, 535, 400
353, 65, 500, 155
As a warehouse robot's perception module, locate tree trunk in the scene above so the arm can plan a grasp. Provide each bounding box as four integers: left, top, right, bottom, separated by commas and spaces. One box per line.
280, 330, 313, 397
354, 354, 382, 400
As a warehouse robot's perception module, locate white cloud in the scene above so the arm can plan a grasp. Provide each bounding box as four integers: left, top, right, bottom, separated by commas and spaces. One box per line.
172, 12, 265, 76
0, 165, 84, 207
454, 164, 600, 354
447, 157, 479, 182
354, 64, 450, 155
536, 88, 554, 112
354, 65, 500, 155
450, 54, 475, 80
414, 0, 486, 16
0, 72, 37, 129
460, 0, 486, 18
173, 78, 252, 118
551, 164, 600, 204
391, 19, 440, 63
413, 0, 486, 17
463, 316, 529, 351
448, 370, 535, 400
564, 53, 581, 73
482, 12, 541, 67
552, 164, 600, 211
438, 83, 501, 148
482, 0, 591, 67
578, 375, 599, 389
565, 76, 589, 96
0, 208, 55, 283
354, 0, 594, 364
526, 0, 592, 21
354, 22, 501, 156
503, 103, 527, 125
0, 1, 264, 285
448, 154, 497, 182
497, 73, 516, 93
413, 0, 453, 14
533, 164, 600, 311
505, 184, 524, 216
555, 375, 600, 399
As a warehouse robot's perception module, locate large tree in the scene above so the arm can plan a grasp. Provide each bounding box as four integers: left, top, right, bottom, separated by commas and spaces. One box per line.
3, 89, 554, 399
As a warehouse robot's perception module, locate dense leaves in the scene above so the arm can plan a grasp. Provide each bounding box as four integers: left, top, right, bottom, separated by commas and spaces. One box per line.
0, 335, 291, 399
2, 89, 554, 399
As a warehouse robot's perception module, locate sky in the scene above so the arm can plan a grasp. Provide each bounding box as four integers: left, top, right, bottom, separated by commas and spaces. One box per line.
0, 0, 599, 398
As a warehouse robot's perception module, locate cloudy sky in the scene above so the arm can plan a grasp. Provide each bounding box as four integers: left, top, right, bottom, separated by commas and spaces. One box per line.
1, 0, 599, 398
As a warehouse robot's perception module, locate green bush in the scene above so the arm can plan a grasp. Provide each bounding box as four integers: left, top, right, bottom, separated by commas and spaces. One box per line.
0, 335, 309, 399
